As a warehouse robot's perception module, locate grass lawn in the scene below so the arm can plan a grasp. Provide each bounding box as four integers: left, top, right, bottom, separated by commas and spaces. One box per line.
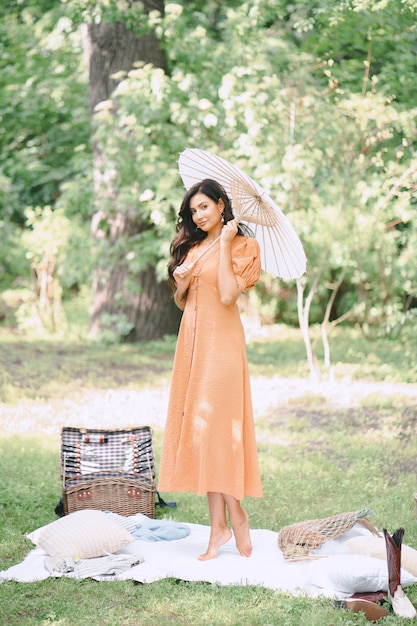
1, 319, 417, 625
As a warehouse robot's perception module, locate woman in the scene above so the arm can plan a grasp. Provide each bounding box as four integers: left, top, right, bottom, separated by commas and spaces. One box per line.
158, 178, 263, 560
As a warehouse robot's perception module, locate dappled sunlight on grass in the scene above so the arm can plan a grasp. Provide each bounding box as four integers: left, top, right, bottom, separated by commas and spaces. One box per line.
1, 324, 416, 406
255, 394, 417, 540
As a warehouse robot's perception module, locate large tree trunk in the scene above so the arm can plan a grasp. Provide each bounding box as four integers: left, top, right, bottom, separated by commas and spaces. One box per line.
83, 0, 181, 340
82, 8, 166, 117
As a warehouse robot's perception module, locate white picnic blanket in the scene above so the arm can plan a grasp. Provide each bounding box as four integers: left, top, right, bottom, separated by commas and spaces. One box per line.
1, 521, 417, 599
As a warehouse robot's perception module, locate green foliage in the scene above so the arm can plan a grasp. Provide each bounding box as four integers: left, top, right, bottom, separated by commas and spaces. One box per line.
0, 0, 416, 339
69, 0, 150, 34
0, 4, 89, 217
89, 61, 191, 291
0, 221, 28, 291
23, 206, 70, 265
0, 1, 93, 307
301, 0, 417, 103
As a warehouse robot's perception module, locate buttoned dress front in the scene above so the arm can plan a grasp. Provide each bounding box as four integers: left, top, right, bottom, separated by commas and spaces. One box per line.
158, 235, 263, 501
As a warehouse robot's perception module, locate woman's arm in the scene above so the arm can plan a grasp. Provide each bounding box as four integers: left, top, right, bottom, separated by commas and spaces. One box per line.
217, 219, 243, 305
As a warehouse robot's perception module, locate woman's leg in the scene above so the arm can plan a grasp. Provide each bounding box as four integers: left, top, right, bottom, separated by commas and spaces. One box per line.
223, 494, 252, 557
198, 492, 232, 561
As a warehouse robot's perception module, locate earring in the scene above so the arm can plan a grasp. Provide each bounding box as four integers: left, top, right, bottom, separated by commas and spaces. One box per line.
221, 211, 225, 224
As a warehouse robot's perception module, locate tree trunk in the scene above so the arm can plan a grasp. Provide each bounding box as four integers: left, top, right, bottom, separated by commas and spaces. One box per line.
82, 9, 166, 117
297, 278, 321, 382
88, 262, 181, 341
83, 0, 181, 340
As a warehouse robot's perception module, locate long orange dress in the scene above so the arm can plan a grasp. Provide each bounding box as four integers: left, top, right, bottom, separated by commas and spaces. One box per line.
158, 235, 263, 502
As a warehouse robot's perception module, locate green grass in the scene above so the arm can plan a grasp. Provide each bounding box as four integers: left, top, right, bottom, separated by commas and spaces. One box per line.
1, 318, 417, 624
246, 323, 417, 382
0, 578, 361, 626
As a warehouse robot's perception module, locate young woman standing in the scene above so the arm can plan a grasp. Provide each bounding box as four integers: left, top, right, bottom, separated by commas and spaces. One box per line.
158, 179, 263, 560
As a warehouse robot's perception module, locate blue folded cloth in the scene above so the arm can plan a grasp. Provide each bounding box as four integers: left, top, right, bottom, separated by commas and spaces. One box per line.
131, 518, 190, 542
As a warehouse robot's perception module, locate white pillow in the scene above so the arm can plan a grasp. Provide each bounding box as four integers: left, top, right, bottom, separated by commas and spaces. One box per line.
346, 535, 417, 577
27, 510, 134, 559
304, 554, 416, 594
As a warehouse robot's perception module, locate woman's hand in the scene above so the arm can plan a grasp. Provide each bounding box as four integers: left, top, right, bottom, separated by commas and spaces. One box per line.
217, 218, 241, 305
173, 263, 193, 310
173, 263, 193, 289
220, 218, 239, 244
174, 262, 191, 278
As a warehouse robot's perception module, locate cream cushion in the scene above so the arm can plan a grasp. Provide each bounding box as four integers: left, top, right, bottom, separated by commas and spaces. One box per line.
346, 535, 417, 577
27, 510, 134, 559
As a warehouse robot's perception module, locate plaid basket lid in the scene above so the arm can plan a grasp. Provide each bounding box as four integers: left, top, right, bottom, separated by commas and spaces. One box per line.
60, 427, 155, 480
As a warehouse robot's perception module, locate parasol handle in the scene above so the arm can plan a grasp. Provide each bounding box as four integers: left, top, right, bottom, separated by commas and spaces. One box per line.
176, 214, 243, 278
178, 234, 221, 275
187, 214, 243, 268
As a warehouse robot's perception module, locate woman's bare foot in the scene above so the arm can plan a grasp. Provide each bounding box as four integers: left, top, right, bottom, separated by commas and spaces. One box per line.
232, 511, 252, 557
198, 526, 232, 561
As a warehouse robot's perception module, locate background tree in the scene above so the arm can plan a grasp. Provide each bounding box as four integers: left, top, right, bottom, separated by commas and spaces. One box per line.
0, 0, 416, 363
80, 0, 181, 340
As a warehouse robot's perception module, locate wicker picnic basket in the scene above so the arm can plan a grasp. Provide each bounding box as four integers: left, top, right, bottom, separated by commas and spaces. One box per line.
60, 427, 156, 518
278, 509, 380, 561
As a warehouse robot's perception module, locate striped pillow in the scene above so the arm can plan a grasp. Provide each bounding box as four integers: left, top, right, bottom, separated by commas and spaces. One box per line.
27, 510, 134, 559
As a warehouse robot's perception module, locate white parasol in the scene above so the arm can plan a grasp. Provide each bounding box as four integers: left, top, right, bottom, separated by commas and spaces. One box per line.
178, 148, 307, 280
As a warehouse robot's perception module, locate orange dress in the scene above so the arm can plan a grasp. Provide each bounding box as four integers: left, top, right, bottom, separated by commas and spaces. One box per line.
158, 235, 263, 501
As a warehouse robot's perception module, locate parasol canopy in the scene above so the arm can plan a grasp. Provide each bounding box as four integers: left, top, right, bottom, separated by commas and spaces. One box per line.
178, 148, 307, 280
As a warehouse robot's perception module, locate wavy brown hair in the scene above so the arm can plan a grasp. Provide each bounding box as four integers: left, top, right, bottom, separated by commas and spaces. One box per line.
168, 179, 250, 291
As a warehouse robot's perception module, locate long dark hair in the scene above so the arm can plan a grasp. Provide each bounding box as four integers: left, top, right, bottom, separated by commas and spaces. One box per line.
168, 179, 249, 290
